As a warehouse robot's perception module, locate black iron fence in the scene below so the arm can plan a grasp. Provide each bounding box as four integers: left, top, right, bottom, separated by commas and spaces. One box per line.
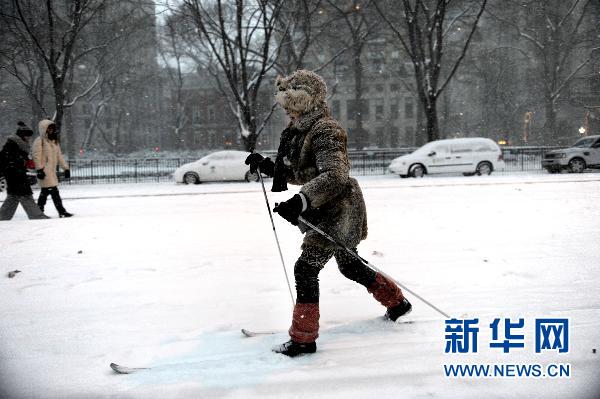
61, 146, 564, 185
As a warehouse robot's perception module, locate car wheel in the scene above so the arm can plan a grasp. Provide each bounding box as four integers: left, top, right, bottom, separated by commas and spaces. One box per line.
409, 164, 425, 178
0, 176, 6, 192
476, 161, 493, 176
183, 172, 200, 184
568, 157, 586, 173
245, 170, 260, 182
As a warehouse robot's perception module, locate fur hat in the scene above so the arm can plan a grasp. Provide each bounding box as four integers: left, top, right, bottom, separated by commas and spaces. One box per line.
16, 121, 33, 137
275, 70, 327, 114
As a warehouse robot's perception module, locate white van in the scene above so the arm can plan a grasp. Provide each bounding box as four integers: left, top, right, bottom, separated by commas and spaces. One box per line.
388, 137, 505, 178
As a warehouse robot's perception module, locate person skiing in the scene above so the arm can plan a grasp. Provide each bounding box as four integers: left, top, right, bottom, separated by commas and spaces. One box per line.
32, 119, 73, 218
246, 70, 412, 357
0, 121, 49, 220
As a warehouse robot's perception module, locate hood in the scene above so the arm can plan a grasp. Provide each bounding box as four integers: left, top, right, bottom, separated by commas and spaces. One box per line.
391, 154, 410, 163
275, 69, 330, 131
38, 119, 55, 138
6, 133, 31, 153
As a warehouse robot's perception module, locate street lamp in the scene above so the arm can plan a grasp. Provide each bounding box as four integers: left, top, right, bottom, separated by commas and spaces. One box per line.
579, 126, 586, 135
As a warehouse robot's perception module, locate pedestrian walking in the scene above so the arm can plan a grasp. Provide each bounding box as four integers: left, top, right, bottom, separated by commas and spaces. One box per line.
0, 121, 49, 221
32, 119, 73, 218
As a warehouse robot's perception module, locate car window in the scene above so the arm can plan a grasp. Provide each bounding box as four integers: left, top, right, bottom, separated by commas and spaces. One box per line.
572, 137, 596, 148
432, 145, 449, 154
592, 139, 600, 148
473, 143, 494, 152
451, 145, 473, 154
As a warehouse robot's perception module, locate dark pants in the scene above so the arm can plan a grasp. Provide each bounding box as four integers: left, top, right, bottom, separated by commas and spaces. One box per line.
288, 245, 404, 343
295, 246, 377, 303
38, 186, 67, 215
0, 194, 48, 220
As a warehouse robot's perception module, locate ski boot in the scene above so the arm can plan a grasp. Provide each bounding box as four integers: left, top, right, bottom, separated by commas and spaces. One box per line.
385, 298, 413, 322
272, 340, 317, 357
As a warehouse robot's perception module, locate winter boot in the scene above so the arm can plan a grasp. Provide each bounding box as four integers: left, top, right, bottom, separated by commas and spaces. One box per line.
272, 340, 317, 357
59, 212, 73, 218
367, 273, 410, 320
385, 298, 413, 322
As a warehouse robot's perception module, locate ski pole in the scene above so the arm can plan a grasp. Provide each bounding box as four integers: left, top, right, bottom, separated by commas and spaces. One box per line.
256, 165, 295, 308
297, 216, 450, 319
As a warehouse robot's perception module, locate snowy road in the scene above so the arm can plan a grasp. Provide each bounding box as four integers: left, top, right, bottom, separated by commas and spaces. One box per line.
1, 173, 599, 398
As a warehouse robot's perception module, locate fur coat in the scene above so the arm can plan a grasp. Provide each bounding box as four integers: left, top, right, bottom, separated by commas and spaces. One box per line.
274, 70, 368, 249
32, 119, 69, 188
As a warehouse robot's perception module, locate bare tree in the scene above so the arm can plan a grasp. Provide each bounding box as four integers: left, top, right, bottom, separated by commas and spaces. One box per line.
158, 13, 191, 150
181, 0, 285, 151
486, 0, 596, 143
324, 0, 380, 149
375, 0, 487, 142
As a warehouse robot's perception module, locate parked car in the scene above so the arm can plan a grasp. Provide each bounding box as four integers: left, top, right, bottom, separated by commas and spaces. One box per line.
173, 150, 261, 184
542, 135, 600, 173
388, 137, 505, 178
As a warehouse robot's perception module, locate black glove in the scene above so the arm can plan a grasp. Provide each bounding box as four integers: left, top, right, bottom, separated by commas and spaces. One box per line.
36, 169, 46, 179
245, 153, 275, 177
64, 169, 71, 179
273, 194, 307, 225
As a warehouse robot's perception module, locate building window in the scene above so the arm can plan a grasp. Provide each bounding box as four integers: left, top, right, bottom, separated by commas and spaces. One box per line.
390, 100, 399, 120
390, 126, 400, 147
207, 107, 216, 123
405, 97, 414, 119
105, 119, 112, 129
390, 83, 400, 93
192, 109, 201, 124
375, 84, 384, 92
347, 99, 369, 121
84, 119, 91, 129
375, 98, 384, 121
331, 100, 340, 118
405, 126, 414, 144
376, 127, 385, 148
82, 103, 91, 115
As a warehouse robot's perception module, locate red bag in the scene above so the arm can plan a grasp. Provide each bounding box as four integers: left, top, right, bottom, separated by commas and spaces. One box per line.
25, 159, 36, 169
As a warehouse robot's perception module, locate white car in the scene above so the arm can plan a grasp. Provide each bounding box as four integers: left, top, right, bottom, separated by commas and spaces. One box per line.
173, 150, 260, 184
542, 135, 600, 173
388, 137, 505, 178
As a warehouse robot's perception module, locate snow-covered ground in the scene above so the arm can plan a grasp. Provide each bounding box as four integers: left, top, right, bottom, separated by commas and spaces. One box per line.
1, 173, 599, 398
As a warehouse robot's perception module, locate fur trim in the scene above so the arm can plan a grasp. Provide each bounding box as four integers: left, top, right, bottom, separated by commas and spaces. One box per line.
6, 134, 31, 153
38, 119, 55, 138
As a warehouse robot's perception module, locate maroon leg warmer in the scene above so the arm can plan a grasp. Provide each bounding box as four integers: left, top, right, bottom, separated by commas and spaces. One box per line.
367, 273, 405, 308
289, 303, 320, 343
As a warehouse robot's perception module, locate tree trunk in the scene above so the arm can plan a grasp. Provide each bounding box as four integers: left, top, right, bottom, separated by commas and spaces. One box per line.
543, 97, 557, 145
352, 43, 366, 149
425, 97, 440, 142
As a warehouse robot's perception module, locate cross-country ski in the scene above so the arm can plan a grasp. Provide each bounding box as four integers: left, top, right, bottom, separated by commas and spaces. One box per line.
110, 363, 150, 374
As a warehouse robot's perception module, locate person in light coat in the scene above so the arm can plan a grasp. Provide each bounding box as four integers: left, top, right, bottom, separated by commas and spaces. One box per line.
32, 119, 73, 217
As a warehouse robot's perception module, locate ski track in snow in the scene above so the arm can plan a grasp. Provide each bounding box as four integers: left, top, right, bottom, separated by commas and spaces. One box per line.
1, 173, 599, 398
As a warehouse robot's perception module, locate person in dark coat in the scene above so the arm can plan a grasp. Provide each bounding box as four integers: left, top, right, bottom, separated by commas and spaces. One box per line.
246, 70, 412, 357
0, 122, 49, 220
